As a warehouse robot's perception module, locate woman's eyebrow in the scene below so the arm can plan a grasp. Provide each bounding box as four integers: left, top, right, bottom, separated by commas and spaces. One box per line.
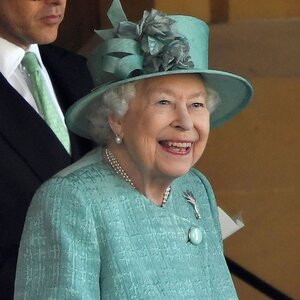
150, 88, 207, 99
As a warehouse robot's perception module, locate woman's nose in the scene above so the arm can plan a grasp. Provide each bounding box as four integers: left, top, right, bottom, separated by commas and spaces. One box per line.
171, 106, 193, 131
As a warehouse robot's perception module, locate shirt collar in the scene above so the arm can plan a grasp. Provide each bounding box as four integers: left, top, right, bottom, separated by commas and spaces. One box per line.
0, 38, 43, 78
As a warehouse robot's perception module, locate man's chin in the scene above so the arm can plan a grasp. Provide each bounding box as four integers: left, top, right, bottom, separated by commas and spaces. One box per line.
34, 32, 58, 45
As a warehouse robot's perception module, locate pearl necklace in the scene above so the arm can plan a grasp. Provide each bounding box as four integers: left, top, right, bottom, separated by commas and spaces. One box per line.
105, 148, 171, 206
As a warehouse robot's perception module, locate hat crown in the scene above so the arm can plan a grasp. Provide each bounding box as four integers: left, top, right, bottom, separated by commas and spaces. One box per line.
87, 3, 209, 88
172, 16, 209, 69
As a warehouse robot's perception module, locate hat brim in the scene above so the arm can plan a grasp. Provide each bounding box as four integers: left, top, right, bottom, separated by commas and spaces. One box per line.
66, 69, 253, 140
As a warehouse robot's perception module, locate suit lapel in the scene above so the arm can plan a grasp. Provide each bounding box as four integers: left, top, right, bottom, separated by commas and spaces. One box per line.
40, 45, 93, 112
0, 73, 72, 182
40, 45, 94, 161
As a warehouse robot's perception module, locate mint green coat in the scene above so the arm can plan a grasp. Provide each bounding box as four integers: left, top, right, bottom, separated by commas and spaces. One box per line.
14, 149, 238, 299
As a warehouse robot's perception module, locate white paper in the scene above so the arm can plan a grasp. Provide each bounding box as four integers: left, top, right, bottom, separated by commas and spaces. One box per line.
218, 207, 244, 240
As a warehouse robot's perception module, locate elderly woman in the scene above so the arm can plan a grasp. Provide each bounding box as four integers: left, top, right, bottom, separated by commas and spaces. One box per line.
14, 0, 252, 299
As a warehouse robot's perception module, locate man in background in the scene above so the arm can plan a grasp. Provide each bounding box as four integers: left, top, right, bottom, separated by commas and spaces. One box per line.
0, 0, 94, 298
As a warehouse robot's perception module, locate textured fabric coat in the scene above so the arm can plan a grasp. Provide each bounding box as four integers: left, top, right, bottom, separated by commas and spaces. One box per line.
15, 149, 238, 299
0, 44, 93, 299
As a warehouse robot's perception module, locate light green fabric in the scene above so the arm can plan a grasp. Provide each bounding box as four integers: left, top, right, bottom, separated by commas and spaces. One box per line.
15, 148, 238, 299
22, 52, 71, 154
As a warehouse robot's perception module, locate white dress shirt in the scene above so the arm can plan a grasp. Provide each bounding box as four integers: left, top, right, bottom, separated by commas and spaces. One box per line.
0, 37, 65, 123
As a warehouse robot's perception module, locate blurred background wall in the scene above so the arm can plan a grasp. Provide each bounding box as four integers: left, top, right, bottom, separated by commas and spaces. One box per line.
56, 1, 300, 299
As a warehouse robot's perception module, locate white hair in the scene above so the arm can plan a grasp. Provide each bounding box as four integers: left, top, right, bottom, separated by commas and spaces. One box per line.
87, 79, 221, 145
87, 83, 136, 145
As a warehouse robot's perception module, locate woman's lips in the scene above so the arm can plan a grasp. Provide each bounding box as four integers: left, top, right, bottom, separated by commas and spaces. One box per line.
159, 141, 193, 155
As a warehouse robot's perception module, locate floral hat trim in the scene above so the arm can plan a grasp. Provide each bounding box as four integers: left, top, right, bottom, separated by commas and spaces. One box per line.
92, 0, 194, 84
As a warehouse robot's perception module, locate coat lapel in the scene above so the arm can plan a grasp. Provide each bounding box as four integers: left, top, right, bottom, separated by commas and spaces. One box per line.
0, 73, 72, 182
39, 45, 94, 161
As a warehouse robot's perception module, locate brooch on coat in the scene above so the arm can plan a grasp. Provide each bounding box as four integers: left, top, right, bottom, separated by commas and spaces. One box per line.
184, 190, 203, 245
183, 190, 201, 219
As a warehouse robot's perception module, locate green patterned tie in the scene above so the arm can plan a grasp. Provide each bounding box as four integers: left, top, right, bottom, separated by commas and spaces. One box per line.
22, 52, 71, 154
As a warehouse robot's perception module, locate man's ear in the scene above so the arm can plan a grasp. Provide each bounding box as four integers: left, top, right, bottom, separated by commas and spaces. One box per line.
108, 114, 124, 138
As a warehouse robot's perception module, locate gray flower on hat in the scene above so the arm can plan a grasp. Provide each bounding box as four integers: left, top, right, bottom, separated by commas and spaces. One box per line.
144, 37, 194, 72
138, 9, 175, 38
115, 9, 194, 73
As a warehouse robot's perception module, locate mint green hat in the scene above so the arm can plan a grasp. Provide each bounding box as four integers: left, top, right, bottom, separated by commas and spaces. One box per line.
66, 0, 253, 140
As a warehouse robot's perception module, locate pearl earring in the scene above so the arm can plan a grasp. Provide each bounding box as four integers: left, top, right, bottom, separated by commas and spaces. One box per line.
115, 134, 122, 144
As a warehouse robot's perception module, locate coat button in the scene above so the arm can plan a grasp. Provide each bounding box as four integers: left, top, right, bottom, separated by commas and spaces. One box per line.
188, 227, 203, 245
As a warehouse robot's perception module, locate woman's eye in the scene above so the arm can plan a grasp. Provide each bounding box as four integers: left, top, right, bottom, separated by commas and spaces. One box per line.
192, 102, 205, 108
158, 99, 171, 105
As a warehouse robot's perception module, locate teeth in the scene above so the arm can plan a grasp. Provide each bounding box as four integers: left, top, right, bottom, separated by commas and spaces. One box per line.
166, 142, 192, 148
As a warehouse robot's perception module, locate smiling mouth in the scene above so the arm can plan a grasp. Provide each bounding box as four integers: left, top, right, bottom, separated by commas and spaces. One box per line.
159, 141, 192, 154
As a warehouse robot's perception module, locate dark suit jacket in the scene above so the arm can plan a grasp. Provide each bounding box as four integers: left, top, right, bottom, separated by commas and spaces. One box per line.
0, 44, 94, 299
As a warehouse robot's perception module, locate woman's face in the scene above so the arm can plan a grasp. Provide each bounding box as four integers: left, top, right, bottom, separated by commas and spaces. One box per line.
116, 74, 210, 181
